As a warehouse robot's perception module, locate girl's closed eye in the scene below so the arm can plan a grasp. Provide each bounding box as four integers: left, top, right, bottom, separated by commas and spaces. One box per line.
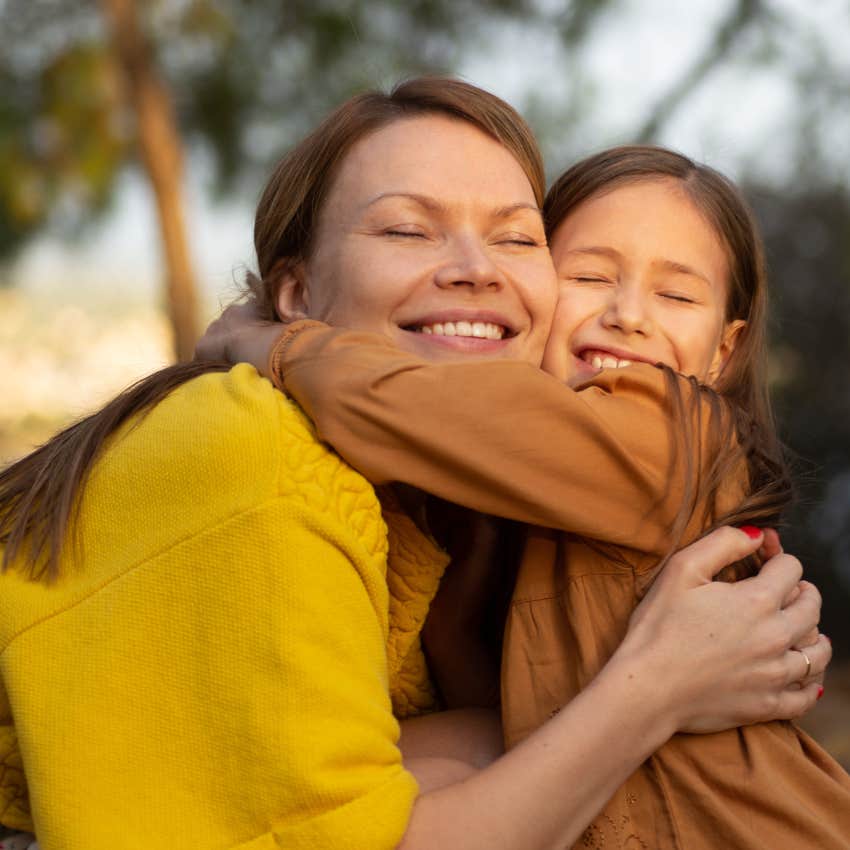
659, 291, 698, 304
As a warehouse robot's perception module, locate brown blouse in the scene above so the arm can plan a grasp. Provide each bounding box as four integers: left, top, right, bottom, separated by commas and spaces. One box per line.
275, 321, 850, 850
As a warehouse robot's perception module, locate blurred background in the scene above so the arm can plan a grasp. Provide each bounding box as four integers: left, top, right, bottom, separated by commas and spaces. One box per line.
0, 0, 847, 765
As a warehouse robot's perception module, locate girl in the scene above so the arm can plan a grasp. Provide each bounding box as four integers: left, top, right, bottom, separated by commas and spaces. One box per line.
212, 145, 849, 848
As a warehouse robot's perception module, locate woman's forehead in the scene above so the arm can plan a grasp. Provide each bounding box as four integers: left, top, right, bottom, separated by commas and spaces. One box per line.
328, 115, 540, 212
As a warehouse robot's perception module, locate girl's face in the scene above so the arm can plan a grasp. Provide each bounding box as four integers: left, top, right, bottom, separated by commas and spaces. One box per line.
542, 179, 745, 387
279, 114, 558, 365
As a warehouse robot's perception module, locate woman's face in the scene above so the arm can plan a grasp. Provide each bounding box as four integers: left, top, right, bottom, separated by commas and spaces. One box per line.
542, 178, 745, 387
281, 115, 558, 365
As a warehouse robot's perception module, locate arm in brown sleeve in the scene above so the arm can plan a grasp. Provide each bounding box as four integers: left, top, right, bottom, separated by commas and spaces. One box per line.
275, 322, 720, 556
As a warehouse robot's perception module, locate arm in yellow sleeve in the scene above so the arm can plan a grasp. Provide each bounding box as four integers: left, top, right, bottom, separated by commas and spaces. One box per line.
275, 323, 715, 556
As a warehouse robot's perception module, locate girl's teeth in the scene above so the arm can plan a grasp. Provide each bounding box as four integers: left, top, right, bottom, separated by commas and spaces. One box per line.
587, 353, 635, 370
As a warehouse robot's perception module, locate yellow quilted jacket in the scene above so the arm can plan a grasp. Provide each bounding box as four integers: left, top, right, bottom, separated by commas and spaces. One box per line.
0, 364, 448, 848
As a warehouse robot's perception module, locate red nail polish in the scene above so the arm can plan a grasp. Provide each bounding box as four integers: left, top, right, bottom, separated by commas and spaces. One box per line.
817, 685, 825, 700
739, 525, 762, 540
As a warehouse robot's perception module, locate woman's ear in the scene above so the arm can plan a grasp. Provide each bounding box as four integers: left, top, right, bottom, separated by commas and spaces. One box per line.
274, 261, 311, 322
707, 318, 746, 385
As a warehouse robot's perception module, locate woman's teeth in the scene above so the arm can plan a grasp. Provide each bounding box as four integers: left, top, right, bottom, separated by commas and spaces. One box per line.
583, 353, 633, 369
418, 321, 505, 340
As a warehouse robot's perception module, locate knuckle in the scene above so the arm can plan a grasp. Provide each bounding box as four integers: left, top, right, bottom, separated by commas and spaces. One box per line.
759, 690, 781, 717
747, 583, 774, 612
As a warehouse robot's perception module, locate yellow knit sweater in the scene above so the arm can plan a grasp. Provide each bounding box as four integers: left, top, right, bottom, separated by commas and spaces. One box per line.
0, 364, 448, 849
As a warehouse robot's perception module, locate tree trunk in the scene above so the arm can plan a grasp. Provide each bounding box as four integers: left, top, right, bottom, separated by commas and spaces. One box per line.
101, 0, 199, 362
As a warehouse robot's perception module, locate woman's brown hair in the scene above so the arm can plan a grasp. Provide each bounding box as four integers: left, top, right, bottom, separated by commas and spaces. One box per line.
0, 76, 545, 582
545, 145, 792, 570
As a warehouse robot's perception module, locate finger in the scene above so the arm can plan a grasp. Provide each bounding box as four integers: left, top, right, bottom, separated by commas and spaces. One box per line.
782, 635, 831, 688
758, 527, 783, 560
664, 526, 765, 587
781, 583, 801, 607
780, 580, 822, 646
793, 625, 820, 650
747, 551, 803, 607
772, 679, 823, 721
805, 633, 832, 680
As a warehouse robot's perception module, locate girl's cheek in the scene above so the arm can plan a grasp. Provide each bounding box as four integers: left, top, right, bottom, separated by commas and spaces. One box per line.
541, 301, 579, 380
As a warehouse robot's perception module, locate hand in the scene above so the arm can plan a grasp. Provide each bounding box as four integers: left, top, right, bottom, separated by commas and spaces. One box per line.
619, 526, 830, 736
194, 301, 286, 376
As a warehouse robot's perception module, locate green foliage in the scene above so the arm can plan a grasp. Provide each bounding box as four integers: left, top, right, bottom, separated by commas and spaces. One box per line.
0, 3, 128, 264
0, 0, 557, 253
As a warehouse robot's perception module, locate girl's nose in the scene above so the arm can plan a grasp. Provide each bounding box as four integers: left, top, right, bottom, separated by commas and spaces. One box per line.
434, 237, 506, 291
601, 286, 652, 335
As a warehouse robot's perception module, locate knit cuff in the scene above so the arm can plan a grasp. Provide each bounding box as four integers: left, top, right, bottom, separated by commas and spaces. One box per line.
266, 320, 327, 392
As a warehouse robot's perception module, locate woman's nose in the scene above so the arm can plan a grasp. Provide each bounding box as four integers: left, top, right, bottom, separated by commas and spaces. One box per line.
601, 287, 652, 335
434, 237, 506, 290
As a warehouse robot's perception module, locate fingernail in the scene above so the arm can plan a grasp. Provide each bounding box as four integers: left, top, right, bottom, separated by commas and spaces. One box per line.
738, 525, 762, 540
817, 685, 825, 700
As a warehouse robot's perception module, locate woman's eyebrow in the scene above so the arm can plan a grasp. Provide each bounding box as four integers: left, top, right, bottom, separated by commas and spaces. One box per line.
364, 191, 443, 211
494, 202, 543, 220
363, 193, 542, 220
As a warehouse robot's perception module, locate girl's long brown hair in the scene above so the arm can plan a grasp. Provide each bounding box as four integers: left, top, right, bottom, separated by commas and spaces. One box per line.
545, 146, 792, 574
0, 76, 545, 582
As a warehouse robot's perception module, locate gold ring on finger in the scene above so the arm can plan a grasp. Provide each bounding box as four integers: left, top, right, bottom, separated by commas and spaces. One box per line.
798, 649, 812, 680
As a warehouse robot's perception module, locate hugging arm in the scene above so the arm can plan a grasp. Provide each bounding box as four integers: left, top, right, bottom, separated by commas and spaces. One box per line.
273, 322, 726, 557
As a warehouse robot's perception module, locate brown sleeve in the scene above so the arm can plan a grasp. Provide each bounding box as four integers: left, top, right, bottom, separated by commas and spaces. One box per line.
277, 322, 730, 556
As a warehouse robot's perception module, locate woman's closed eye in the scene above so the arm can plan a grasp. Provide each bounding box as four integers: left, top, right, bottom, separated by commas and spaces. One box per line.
384, 225, 428, 239
567, 274, 613, 285
496, 232, 543, 247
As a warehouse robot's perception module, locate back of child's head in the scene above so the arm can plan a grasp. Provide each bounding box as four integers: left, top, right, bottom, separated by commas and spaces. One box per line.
545, 145, 790, 541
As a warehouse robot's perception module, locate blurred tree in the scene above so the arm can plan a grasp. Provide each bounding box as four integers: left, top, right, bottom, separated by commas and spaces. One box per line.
1, 0, 575, 359
102, 0, 198, 361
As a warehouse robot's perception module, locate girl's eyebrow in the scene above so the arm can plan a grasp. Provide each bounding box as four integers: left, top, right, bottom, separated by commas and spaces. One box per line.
653, 258, 712, 286
566, 246, 712, 286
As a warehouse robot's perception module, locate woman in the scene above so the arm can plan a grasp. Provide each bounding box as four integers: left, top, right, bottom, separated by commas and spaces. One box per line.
0, 79, 828, 850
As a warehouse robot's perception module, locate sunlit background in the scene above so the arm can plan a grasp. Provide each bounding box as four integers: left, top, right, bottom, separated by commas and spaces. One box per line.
1, 0, 848, 765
